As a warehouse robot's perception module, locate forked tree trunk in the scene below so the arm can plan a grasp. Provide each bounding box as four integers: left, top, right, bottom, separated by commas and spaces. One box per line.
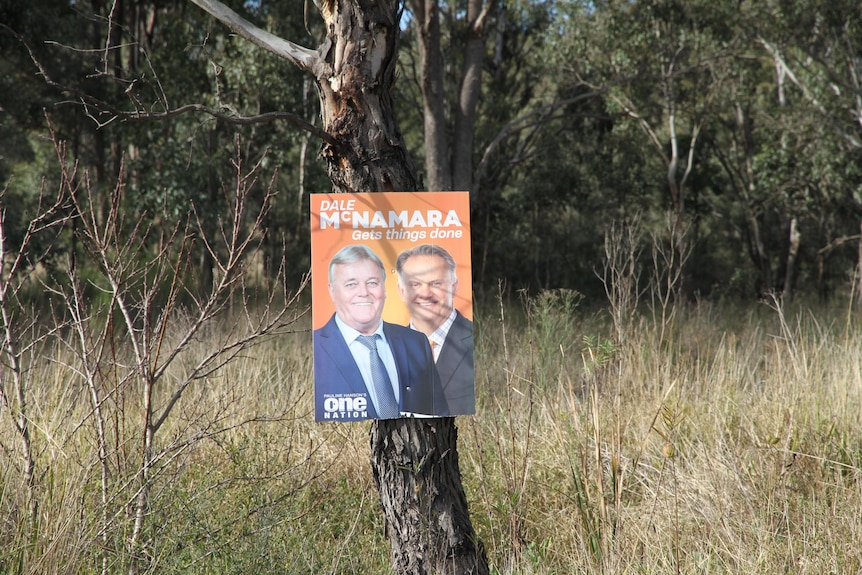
452, 0, 486, 192
410, 0, 487, 193
411, 0, 451, 191
189, 1, 489, 572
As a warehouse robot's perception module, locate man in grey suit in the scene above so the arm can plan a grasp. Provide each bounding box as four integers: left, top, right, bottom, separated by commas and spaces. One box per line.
396, 244, 475, 415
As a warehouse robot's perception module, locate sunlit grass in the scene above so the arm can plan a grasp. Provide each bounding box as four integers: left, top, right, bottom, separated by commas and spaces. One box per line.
2, 296, 861, 573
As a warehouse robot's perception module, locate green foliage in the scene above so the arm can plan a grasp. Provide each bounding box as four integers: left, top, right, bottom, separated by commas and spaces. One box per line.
520, 288, 585, 386
568, 459, 604, 565
581, 334, 619, 376
3, 0, 862, 305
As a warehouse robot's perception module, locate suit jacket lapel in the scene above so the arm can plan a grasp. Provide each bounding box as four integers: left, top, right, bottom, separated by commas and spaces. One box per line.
382, 322, 408, 392
321, 317, 376, 402
437, 313, 470, 385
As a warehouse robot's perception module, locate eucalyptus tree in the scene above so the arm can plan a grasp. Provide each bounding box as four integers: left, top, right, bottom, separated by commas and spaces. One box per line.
189, 1, 489, 573
699, 0, 862, 300
551, 1, 727, 298
748, 0, 862, 301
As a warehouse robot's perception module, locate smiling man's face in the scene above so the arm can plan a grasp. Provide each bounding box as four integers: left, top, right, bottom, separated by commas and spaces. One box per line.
329, 258, 386, 335
397, 254, 457, 332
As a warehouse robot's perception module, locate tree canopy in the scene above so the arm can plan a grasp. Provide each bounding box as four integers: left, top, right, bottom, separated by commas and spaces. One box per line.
2, 0, 861, 303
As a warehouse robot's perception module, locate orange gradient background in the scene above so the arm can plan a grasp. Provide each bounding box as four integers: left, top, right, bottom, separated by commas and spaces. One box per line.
311, 192, 472, 329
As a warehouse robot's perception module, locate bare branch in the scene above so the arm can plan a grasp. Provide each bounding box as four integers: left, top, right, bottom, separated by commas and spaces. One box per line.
189, 0, 319, 71
3, 22, 338, 147
474, 90, 604, 194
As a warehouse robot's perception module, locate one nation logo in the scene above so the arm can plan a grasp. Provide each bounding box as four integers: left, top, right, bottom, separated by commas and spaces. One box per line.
322, 395, 369, 420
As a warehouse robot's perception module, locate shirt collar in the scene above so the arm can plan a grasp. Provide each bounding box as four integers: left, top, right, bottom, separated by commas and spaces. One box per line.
412, 308, 457, 348
334, 314, 386, 343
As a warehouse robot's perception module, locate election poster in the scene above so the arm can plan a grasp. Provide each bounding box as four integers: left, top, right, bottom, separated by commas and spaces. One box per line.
311, 192, 474, 422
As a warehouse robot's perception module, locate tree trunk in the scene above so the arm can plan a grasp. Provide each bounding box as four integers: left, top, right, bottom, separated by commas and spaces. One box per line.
410, 0, 487, 193
783, 216, 800, 304
746, 211, 773, 297
372, 418, 488, 574
189, 2, 489, 571
313, 2, 488, 572
411, 0, 451, 191
314, 3, 488, 570
452, 0, 486, 192
738, 104, 773, 297
313, 1, 420, 193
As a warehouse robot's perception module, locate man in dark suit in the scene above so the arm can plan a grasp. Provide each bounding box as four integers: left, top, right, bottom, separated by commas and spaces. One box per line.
314, 244, 449, 421
396, 244, 475, 415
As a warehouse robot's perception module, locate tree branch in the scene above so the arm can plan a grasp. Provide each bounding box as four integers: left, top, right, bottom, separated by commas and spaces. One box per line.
474, 90, 603, 195
120, 104, 339, 147
189, 0, 319, 71
4, 21, 339, 147
759, 37, 862, 149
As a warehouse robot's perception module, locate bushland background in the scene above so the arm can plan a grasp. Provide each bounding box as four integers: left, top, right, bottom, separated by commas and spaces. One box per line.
1, 1, 861, 573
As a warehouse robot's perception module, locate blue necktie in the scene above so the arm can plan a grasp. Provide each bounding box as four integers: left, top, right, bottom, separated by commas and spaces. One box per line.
357, 335, 399, 419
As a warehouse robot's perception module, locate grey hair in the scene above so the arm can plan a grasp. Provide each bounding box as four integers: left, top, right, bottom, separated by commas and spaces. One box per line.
328, 244, 386, 284
395, 244, 457, 279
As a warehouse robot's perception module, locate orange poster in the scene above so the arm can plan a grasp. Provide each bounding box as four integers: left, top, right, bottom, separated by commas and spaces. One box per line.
311, 192, 474, 422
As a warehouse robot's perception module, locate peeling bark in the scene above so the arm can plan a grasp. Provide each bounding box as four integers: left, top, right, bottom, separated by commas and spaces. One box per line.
314, 1, 420, 193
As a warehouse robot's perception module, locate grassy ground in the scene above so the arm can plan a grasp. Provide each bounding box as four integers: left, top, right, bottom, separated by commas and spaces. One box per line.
2, 293, 861, 574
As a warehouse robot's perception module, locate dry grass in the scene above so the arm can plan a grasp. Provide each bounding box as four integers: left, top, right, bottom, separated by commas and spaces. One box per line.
1, 295, 861, 574
467, 296, 862, 574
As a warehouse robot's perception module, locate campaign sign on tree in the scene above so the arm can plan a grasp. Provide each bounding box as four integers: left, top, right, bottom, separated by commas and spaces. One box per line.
311, 192, 475, 422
